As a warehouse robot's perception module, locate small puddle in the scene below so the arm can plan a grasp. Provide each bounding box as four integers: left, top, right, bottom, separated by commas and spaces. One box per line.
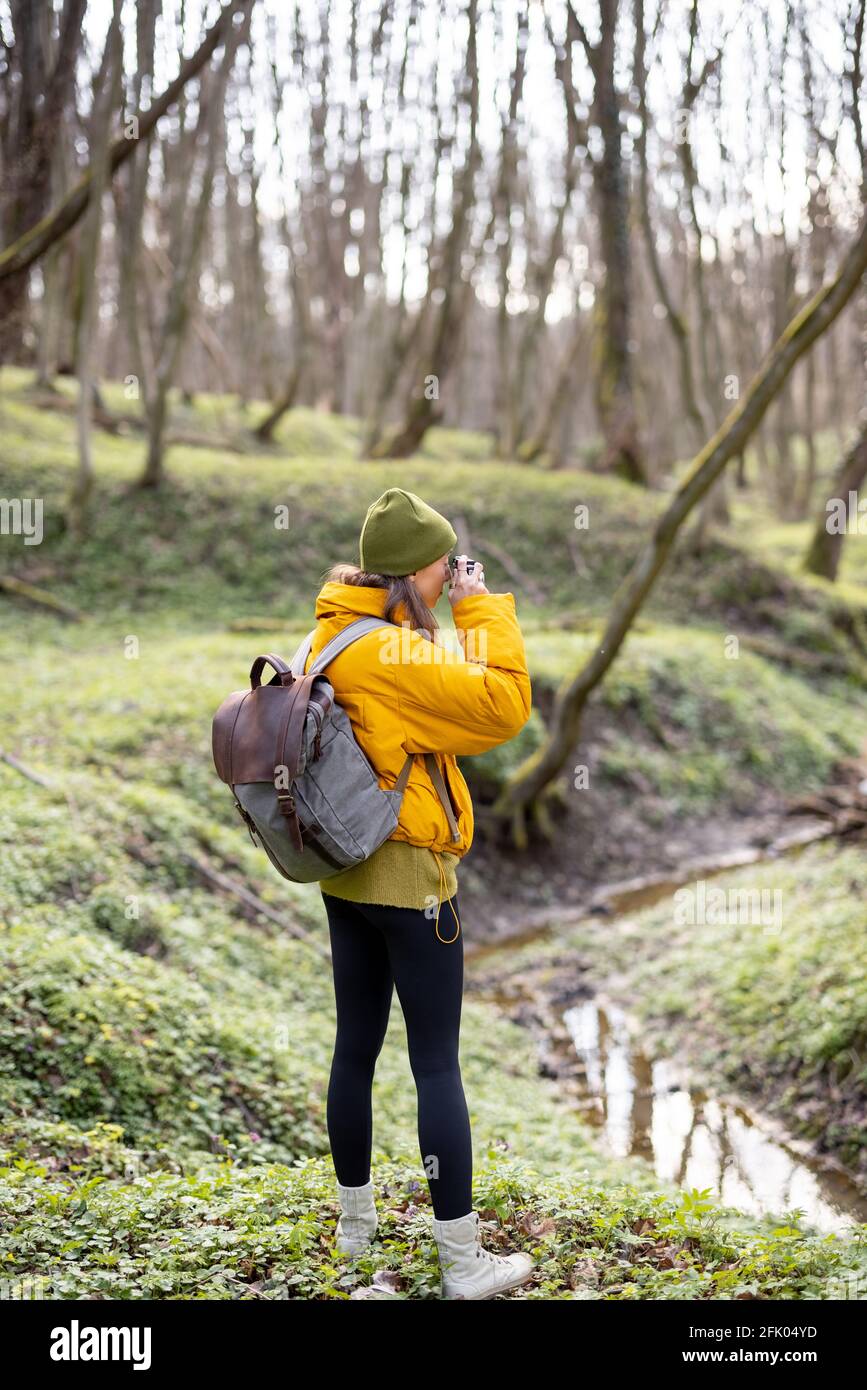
470, 816, 867, 1234
562, 996, 867, 1235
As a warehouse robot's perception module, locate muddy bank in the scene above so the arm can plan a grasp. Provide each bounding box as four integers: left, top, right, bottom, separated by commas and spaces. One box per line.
461, 811, 839, 949
459, 711, 867, 947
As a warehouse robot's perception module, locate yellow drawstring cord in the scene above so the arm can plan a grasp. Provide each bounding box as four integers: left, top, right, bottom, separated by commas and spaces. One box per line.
433, 849, 461, 943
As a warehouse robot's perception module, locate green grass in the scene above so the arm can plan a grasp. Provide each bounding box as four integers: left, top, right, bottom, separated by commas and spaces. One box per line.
2, 370, 866, 1298
4, 368, 865, 636
727, 434, 867, 610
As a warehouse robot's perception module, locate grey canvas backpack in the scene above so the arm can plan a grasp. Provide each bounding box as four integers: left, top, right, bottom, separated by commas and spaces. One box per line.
211, 616, 460, 883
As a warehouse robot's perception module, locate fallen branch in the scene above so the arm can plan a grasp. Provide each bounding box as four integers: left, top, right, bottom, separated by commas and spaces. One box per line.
22, 385, 142, 434
473, 536, 547, 605
164, 429, 246, 454
228, 618, 294, 632
739, 633, 861, 677
0, 574, 82, 621
20, 388, 246, 452
178, 851, 331, 959
0, 749, 54, 788
452, 514, 547, 603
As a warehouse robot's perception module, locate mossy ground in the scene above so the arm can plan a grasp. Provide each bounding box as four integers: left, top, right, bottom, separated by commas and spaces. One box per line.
1, 371, 865, 1297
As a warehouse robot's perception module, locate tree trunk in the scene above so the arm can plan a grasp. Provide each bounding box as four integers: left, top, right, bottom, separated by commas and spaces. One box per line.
0, 0, 248, 364
493, 211, 867, 837
803, 422, 867, 581
253, 364, 302, 443
373, 0, 479, 459
0, 0, 87, 365
135, 7, 251, 487
69, 0, 123, 536
518, 319, 589, 463
591, 0, 646, 484
633, 0, 708, 451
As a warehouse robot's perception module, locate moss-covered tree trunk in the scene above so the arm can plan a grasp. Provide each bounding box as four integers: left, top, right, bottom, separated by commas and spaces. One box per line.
494, 211, 867, 841
803, 422, 867, 581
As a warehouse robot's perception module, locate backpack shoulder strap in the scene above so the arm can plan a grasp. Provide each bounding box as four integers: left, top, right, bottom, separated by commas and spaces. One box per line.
390, 751, 459, 841
423, 753, 461, 842
307, 616, 397, 675
293, 616, 460, 840
288, 630, 315, 678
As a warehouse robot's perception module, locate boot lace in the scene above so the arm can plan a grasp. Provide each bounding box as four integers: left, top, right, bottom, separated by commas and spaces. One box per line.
476, 1244, 507, 1265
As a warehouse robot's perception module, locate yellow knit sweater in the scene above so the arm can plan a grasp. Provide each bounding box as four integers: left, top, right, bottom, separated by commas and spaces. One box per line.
321, 839, 461, 939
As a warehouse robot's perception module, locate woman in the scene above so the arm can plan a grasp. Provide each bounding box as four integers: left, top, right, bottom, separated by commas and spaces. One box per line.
301, 486, 534, 1300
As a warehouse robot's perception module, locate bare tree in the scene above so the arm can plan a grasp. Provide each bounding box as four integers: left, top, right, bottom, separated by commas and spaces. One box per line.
494, 211, 867, 839
0, 0, 87, 362
68, 0, 124, 535
546, 2, 647, 481
137, 3, 254, 487
0, 0, 251, 363
803, 422, 867, 581
801, 0, 866, 574
371, 0, 481, 459
633, 0, 708, 450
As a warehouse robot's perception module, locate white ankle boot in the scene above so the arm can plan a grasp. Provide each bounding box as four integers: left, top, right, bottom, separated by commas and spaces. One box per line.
432, 1210, 534, 1299
335, 1180, 378, 1255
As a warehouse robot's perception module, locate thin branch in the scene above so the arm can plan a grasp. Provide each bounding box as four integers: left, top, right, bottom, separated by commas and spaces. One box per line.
0, 750, 54, 788
0, 0, 255, 282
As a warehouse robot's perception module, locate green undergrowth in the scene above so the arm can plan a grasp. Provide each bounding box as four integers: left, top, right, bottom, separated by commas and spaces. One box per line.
0, 621, 862, 830
2, 370, 866, 1298
3, 1121, 864, 1300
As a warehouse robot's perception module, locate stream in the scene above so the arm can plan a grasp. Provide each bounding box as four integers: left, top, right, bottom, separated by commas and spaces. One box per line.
466, 820, 867, 1236
563, 994, 867, 1235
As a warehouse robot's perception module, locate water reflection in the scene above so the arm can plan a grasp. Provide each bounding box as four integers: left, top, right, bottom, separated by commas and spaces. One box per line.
563, 998, 867, 1235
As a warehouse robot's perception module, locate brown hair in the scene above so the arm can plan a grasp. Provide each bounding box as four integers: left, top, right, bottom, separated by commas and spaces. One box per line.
322, 562, 440, 641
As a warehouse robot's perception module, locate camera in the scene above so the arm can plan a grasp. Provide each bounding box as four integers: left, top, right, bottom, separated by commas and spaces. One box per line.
450, 556, 477, 575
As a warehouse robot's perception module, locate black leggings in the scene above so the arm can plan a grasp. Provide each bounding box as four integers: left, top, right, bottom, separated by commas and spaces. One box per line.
321, 891, 473, 1221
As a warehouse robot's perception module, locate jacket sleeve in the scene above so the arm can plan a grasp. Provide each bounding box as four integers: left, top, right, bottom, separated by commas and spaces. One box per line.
388, 592, 532, 756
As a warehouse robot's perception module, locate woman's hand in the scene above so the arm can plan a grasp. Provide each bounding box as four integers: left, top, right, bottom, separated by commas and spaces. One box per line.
448, 554, 488, 605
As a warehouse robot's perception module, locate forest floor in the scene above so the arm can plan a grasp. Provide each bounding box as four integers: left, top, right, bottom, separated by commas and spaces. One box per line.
1, 370, 866, 1298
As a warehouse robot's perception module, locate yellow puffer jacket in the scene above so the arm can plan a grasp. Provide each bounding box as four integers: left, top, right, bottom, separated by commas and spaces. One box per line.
302, 581, 532, 857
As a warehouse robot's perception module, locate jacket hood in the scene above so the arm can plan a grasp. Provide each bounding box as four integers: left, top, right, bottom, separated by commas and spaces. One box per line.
314, 581, 410, 627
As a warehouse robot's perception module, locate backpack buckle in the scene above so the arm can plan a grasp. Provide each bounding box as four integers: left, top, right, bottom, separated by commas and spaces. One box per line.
233, 799, 259, 845
276, 790, 296, 817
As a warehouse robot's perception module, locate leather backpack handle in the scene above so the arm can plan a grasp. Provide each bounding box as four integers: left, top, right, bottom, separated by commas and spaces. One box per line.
250, 654, 293, 689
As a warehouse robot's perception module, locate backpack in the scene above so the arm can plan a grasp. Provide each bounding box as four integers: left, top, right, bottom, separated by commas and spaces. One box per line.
211, 616, 461, 883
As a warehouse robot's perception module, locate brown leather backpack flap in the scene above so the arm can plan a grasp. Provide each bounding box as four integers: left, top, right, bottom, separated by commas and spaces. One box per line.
213, 664, 337, 789
212, 685, 299, 784
212, 689, 247, 783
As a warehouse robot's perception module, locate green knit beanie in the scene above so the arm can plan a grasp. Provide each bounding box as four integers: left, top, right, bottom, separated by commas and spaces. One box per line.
358, 488, 457, 576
